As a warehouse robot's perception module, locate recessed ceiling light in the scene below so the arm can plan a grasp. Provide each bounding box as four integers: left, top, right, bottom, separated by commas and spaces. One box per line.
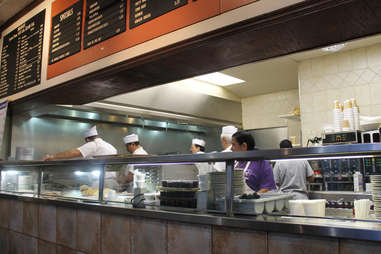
322, 43, 345, 52
193, 72, 245, 86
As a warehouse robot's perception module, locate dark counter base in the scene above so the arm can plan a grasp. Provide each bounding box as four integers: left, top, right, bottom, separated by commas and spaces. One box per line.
1, 193, 381, 254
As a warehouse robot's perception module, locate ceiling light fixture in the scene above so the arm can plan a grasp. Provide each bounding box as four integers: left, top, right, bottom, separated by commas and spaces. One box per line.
193, 72, 245, 86
322, 43, 345, 52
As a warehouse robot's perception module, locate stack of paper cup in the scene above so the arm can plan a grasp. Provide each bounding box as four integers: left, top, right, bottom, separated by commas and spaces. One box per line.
333, 100, 343, 132
354, 199, 370, 219
343, 100, 354, 131
351, 98, 360, 130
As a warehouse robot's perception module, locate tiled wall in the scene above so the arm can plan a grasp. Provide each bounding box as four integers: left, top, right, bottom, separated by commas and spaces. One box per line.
298, 43, 381, 145
242, 89, 299, 130
1, 198, 380, 254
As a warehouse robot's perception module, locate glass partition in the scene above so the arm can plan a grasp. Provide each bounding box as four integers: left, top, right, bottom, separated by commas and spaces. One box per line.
0, 145, 381, 221
40, 163, 103, 201
0, 165, 39, 195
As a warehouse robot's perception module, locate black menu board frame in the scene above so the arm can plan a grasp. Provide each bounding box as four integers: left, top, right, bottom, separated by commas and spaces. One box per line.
49, 0, 84, 65
129, 0, 188, 29
0, 10, 45, 98
83, 0, 127, 49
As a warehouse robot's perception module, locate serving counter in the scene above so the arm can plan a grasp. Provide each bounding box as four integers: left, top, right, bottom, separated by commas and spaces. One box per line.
1, 144, 381, 254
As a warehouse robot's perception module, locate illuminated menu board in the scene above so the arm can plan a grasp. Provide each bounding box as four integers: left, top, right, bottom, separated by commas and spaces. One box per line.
130, 0, 188, 28
49, 0, 83, 65
84, 0, 126, 49
0, 10, 45, 98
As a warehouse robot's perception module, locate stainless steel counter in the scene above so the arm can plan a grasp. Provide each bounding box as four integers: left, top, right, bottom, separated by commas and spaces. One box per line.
2, 192, 381, 242
309, 191, 372, 202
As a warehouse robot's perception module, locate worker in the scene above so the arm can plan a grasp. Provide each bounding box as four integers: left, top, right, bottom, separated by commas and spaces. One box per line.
273, 139, 315, 199
231, 131, 276, 193
190, 138, 213, 175
213, 125, 238, 172
117, 133, 148, 192
42, 126, 117, 160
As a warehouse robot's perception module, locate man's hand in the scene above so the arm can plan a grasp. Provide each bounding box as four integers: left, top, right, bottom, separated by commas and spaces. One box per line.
42, 154, 54, 161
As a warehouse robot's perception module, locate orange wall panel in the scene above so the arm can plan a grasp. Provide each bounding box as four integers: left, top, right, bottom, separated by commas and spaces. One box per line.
221, 0, 259, 13
47, 0, 220, 79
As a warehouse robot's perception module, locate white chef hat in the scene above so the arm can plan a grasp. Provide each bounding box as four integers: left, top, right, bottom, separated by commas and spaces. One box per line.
192, 138, 205, 147
222, 125, 238, 135
83, 126, 98, 138
123, 133, 139, 144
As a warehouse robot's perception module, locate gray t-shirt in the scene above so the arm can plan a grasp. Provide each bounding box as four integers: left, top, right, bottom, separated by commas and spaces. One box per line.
273, 160, 314, 197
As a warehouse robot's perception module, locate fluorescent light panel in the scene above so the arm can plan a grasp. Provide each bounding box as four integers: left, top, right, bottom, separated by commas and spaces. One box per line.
193, 72, 245, 86
322, 43, 345, 52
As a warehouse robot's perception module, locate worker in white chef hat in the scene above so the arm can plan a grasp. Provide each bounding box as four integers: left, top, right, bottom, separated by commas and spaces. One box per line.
190, 138, 213, 176
213, 125, 238, 172
42, 126, 117, 160
117, 133, 149, 192
190, 138, 206, 154
123, 133, 148, 155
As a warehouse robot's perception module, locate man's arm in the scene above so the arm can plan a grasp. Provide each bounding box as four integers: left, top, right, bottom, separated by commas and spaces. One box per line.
305, 160, 315, 182
43, 149, 82, 161
258, 188, 270, 193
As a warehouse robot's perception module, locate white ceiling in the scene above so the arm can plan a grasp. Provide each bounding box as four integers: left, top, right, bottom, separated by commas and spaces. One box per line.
0, 0, 34, 28
220, 56, 298, 98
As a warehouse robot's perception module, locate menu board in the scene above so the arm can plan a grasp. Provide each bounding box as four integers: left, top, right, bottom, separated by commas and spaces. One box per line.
49, 0, 83, 65
0, 10, 45, 98
84, 0, 126, 49
130, 0, 188, 29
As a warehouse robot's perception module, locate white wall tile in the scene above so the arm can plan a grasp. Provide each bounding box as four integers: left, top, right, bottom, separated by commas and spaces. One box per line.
370, 82, 381, 105
351, 48, 368, 70
367, 43, 381, 68
337, 51, 353, 72
242, 90, 299, 129
299, 43, 381, 144
371, 104, 381, 116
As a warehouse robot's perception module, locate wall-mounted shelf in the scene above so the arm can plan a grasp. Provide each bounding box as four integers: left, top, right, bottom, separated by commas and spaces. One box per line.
279, 114, 300, 121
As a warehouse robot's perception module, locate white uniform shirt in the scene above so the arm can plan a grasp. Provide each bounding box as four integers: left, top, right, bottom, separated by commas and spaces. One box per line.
213, 145, 232, 172
122, 146, 148, 192
126, 147, 148, 173
195, 151, 213, 175
77, 138, 117, 158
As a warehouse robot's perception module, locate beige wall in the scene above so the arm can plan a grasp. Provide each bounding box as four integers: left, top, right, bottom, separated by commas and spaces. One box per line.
242, 89, 299, 130
298, 43, 381, 145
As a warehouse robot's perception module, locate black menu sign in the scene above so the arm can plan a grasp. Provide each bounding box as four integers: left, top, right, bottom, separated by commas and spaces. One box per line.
130, 0, 188, 29
49, 0, 83, 65
84, 0, 126, 49
0, 10, 45, 98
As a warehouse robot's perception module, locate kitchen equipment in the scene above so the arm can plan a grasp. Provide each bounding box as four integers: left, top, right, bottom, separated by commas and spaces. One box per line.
322, 131, 361, 145
15, 147, 34, 160
361, 130, 380, 143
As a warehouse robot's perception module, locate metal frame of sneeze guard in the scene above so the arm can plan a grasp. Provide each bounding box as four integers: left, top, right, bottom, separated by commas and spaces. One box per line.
1, 144, 381, 216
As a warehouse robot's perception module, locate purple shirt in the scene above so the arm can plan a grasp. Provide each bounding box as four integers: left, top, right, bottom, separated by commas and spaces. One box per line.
235, 160, 276, 192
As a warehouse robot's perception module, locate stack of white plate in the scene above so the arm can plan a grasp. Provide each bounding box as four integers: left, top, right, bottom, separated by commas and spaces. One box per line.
209, 170, 244, 199
370, 175, 381, 217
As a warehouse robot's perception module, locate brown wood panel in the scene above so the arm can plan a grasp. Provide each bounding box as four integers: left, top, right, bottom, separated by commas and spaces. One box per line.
221, 0, 260, 13
11, 0, 381, 114
46, 0, 220, 79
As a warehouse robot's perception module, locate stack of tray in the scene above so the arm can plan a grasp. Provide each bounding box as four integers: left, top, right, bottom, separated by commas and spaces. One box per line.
158, 180, 199, 208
